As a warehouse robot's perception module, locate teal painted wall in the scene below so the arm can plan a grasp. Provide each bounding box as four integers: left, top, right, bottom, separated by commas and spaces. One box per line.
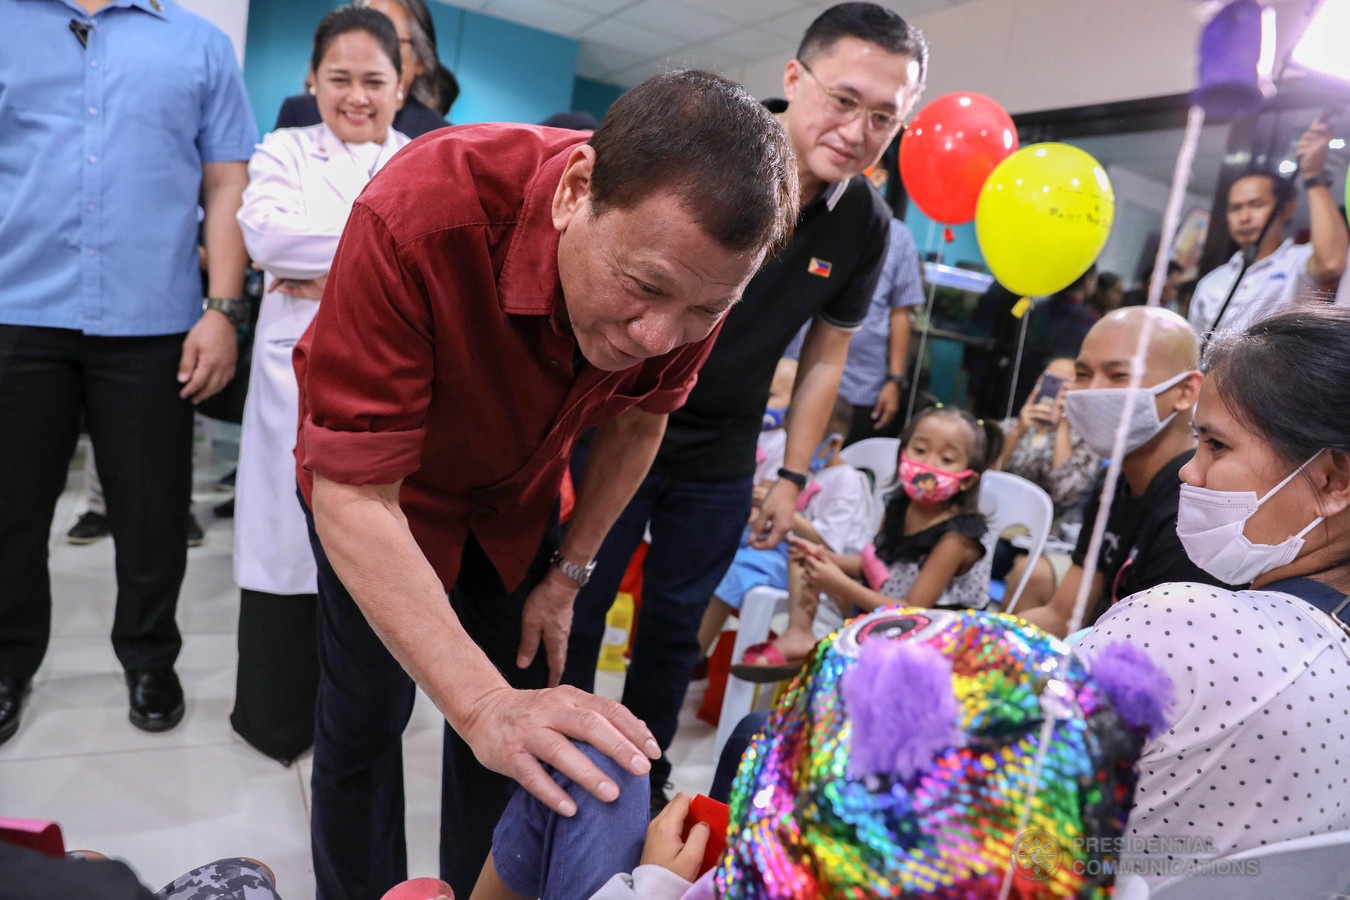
242, 0, 331, 135
571, 77, 625, 122
243, 2, 576, 134
902, 206, 985, 270
449, 14, 575, 125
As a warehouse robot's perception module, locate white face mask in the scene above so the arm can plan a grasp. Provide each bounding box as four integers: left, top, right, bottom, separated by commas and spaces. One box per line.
1176, 451, 1325, 585
1064, 370, 1193, 458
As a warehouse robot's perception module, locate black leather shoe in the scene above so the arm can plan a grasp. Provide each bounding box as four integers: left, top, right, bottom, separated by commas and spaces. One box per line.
0, 677, 32, 746
126, 668, 185, 732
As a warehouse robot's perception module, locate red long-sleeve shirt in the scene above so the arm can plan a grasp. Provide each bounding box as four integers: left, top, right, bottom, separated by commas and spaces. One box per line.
295, 125, 716, 591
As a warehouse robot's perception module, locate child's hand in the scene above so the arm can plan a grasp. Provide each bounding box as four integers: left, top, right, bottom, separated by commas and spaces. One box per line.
786, 534, 825, 562
639, 791, 708, 883
801, 552, 851, 598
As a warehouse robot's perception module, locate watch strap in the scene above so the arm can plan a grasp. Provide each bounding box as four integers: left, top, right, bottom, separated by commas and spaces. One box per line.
1304, 172, 1334, 189
203, 295, 248, 326
776, 467, 808, 489
549, 551, 596, 587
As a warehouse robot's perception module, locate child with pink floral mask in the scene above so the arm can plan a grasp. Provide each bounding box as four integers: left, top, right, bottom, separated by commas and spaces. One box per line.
734, 406, 1005, 680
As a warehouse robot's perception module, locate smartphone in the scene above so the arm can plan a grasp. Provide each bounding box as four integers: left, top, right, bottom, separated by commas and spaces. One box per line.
1031, 373, 1065, 423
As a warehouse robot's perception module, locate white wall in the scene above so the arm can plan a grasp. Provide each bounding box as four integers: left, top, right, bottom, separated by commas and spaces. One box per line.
178, 0, 249, 65
733, 0, 1310, 116
1096, 166, 1211, 284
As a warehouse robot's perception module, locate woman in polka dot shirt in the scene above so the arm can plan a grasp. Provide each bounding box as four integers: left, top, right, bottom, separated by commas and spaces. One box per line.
1078, 306, 1350, 886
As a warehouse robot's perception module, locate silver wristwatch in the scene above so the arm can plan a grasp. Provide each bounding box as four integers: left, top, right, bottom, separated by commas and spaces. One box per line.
203, 295, 249, 327
550, 551, 597, 587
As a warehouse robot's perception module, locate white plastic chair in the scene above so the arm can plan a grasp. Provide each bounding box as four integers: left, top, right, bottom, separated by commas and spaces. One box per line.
839, 437, 900, 532
1150, 829, 1350, 899
978, 470, 1053, 614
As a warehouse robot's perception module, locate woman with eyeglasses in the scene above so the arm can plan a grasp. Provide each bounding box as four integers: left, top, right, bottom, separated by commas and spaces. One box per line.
1076, 305, 1350, 885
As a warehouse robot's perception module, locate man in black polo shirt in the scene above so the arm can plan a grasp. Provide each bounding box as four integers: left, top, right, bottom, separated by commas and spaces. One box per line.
1019, 307, 1238, 637
562, 3, 927, 808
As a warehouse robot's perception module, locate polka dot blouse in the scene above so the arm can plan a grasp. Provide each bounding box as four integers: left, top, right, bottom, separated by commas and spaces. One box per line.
1077, 583, 1350, 885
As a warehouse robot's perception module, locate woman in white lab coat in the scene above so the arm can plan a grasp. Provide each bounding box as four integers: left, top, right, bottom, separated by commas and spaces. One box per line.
230, 6, 411, 763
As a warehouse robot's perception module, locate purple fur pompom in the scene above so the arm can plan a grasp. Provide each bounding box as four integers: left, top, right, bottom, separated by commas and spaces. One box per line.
1088, 641, 1175, 739
843, 640, 964, 781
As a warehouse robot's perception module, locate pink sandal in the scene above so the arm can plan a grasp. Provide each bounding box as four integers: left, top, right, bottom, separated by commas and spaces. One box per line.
729, 641, 807, 683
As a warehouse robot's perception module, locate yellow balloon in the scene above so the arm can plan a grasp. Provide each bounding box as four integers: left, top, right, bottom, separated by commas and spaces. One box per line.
974, 143, 1114, 297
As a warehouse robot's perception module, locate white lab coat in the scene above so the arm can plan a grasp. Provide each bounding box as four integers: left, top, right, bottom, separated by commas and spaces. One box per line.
233, 122, 410, 594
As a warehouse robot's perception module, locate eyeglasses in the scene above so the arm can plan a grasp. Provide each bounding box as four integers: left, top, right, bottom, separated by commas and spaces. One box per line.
795, 60, 902, 135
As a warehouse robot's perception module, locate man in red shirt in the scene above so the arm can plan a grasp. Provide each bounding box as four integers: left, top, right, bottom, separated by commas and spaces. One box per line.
294, 70, 797, 899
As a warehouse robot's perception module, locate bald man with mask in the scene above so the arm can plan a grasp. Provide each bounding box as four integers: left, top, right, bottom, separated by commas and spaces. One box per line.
1018, 307, 1238, 637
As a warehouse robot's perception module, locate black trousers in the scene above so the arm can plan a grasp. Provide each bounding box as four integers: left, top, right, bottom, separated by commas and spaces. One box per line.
0, 325, 193, 681
230, 589, 319, 765
305, 499, 555, 900
844, 401, 907, 447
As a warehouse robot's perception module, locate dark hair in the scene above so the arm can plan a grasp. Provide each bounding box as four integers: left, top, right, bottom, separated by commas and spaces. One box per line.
797, 3, 929, 86
354, 0, 442, 109
311, 6, 402, 79
1232, 168, 1296, 207
1203, 306, 1350, 469
874, 406, 1004, 560
1097, 272, 1122, 292
539, 110, 599, 131
587, 70, 797, 257
827, 393, 853, 437
433, 64, 458, 117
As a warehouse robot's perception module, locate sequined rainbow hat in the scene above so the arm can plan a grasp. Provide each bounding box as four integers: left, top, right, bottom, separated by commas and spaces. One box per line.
716, 607, 1170, 899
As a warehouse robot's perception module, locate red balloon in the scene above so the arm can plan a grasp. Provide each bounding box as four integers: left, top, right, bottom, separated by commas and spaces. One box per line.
900, 93, 1018, 225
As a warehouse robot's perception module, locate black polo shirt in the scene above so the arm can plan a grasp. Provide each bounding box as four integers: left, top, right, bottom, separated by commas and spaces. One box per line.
1071, 449, 1237, 625
654, 174, 889, 479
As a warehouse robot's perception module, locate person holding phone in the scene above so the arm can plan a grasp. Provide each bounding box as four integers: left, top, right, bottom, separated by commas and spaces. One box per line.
993, 357, 1100, 606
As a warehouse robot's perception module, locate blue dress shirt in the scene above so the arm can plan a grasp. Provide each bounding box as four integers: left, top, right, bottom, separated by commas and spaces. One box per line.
837, 218, 926, 406
0, 0, 258, 336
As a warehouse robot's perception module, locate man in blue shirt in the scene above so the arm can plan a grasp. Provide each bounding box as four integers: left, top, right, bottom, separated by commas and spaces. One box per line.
0, 0, 257, 745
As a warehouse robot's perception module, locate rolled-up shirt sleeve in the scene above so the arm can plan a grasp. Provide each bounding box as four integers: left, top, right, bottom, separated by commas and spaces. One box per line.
299, 201, 435, 486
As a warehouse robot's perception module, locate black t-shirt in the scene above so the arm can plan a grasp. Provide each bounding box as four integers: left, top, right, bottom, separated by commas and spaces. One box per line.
654, 175, 889, 478
273, 93, 449, 138
1071, 449, 1237, 624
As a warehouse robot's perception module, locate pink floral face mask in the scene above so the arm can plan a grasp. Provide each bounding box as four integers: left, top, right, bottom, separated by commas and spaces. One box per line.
898, 453, 973, 505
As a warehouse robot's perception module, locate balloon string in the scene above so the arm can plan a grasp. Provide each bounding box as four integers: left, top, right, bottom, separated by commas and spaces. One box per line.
1066, 104, 1206, 636
1005, 307, 1030, 421
1148, 105, 1206, 308
905, 217, 943, 426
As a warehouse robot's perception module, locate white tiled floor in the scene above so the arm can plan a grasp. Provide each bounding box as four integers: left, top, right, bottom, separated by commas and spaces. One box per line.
0, 434, 718, 897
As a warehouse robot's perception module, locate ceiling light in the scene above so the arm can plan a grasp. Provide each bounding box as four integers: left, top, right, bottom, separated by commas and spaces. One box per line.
1291, 0, 1350, 84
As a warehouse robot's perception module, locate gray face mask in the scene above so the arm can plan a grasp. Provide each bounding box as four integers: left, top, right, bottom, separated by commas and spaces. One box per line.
1063, 370, 1193, 458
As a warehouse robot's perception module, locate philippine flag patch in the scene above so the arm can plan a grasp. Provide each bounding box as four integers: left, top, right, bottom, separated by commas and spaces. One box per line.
807, 257, 833, 278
